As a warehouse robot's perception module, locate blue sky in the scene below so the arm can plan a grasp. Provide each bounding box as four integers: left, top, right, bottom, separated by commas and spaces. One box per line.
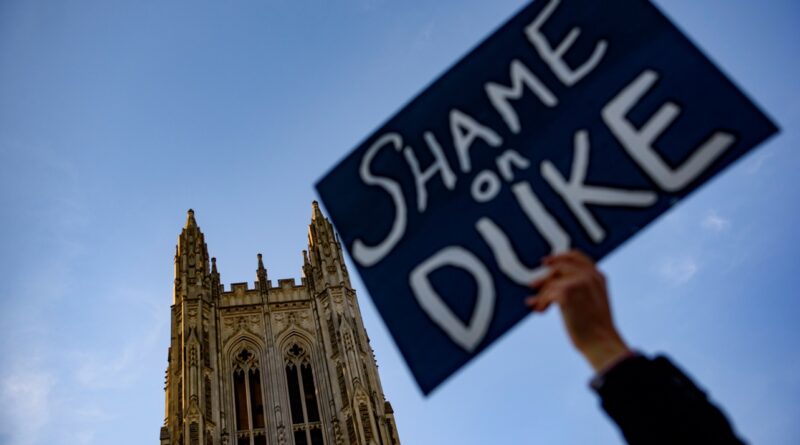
0, 0, 798, 444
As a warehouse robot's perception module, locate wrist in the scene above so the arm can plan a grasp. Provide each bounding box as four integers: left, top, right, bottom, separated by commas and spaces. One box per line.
580, 335, 630, 372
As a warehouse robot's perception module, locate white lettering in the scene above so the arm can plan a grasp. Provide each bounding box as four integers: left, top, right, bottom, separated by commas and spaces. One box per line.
450, 109, 504, 173
525, 0, 608, 86
353, 133, 408, 267
403, 131, 458, 212
476, 182, 570, 285
409, 246, 495, 352
495, 149, 531, 181
485, 59, 558, 134
602, 70, 737, 192
471, 170, 502, 203
541, 130, 657, 243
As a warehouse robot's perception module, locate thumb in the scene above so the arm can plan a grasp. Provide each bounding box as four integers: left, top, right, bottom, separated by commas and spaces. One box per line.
526, 291, 556, 313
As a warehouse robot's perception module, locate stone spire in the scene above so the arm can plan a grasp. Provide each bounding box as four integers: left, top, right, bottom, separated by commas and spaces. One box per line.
174, 209, 211, 304
306, 201, 350, 293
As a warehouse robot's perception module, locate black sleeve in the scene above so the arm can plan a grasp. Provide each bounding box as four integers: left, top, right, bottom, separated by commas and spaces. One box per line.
593, 355, 746, 445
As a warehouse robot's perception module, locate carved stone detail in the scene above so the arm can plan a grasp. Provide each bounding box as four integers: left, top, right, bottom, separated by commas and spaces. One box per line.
277, 424, 287, 445
187, 307, 199, 328
220, 314, 260, 343
190, 345, 198, 367
272, 310, 313, 336
332, 418, 344, 445
343, 331, 354, 352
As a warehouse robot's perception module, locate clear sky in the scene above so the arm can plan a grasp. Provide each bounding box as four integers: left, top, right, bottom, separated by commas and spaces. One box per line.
0, 0, 798, 444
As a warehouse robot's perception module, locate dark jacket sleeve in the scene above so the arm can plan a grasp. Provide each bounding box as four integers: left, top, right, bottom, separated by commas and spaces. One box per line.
592, 355, 746, 445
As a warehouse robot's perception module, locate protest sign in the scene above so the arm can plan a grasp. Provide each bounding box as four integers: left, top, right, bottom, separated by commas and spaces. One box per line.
316, 0, 778, 394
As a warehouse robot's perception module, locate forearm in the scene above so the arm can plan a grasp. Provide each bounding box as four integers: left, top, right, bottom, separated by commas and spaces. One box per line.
593, 354, 746, 445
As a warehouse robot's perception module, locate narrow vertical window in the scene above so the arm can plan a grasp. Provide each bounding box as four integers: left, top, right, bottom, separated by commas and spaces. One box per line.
190, 422, 199, 445
346, 415, 357, 444
286, 362, 304, 423
232, 347, 267, 445
359, 403, 373, 442
203, 330, 211, 368
204, 376, 212, 418
327, 316, 339, 356
362, 364, 371, 391
234, 370, 249, 430
301, 363, 320, 422
249, 368, 264, 429
177, 379, 184, 421
336, 363, 348, 403
285, 343, 324, 445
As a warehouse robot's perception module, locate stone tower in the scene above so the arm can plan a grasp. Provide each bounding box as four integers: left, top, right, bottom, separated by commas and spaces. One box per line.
160, 203, 401, 445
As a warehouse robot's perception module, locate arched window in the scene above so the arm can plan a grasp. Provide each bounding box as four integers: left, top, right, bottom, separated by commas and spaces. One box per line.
232, 347, 267, 445
204, 376, 212, 418
285, 343, 324, 445
190, 421, 199, 445
358, 402, 373, 443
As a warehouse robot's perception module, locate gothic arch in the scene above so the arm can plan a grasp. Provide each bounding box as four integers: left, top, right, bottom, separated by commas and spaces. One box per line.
349, 367, 366, 392
226, 335, 269, 445
277, 330, 315, 357
350, 383, 368, 412
224, 332, 266, 359
279, 331, 326, 445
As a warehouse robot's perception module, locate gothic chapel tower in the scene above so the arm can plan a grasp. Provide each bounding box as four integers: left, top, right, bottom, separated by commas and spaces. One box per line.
160, 203, 401, 445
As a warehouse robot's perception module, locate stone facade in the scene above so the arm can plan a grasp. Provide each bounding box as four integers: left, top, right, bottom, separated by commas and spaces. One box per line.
160, 203, 401, 445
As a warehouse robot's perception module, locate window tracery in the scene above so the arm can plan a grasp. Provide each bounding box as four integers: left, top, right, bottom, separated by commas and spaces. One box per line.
232, 346, 267, 445
359, 402, 373, 443
285, 343, 324, 445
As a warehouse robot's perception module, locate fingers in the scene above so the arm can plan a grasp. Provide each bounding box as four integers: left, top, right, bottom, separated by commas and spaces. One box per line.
525, 293, 554, 313
532, 250, 602, 289
544, 249, 594, 268
534, 298, 553, 312
527, 250, 603, 313
531, 260, 585, 289
526, 277, 568, 313
530, 266, 552, 289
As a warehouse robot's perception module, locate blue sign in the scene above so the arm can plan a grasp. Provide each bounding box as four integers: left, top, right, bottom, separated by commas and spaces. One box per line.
316, 0, 777, 394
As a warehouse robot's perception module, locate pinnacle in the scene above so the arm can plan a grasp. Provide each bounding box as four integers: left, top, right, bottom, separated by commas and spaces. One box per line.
256, 252, 268, 281
186, 208, 198, 228
311, 200, 324, 220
